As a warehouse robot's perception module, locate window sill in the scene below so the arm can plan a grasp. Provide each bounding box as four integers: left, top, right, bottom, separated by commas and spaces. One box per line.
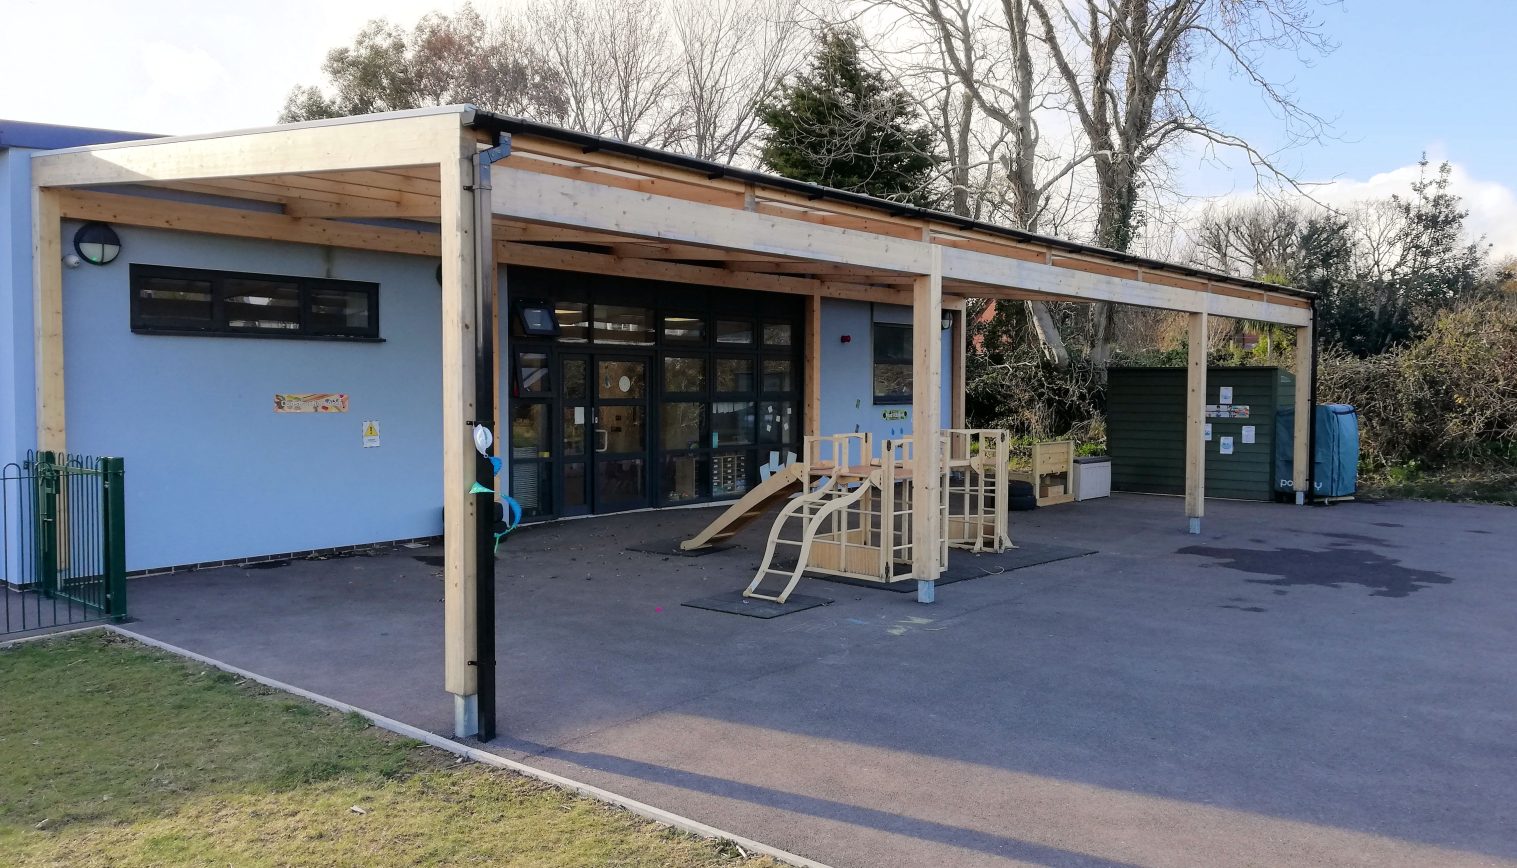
131, 328, 385, 343
873, 398, 912, 406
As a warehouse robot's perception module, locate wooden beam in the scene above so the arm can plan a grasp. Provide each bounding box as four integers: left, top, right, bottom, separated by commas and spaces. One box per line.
940, 246, 1312, 327
33, 188, 64, 452
1292, 322, 1314, 502
911, 246, 945, 600
55, 189, 441, 257
507, 131, 1308, 313
495, 241, 910, 305
805, 295, 822, 437
490, 165, 934, 275
440, 139, 480, 729
725, 261, 917, 282
32, 111, 463, 187
1185, 312, 1208, 533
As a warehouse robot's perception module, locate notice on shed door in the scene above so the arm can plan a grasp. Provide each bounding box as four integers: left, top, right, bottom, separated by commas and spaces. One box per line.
1242, 425, 1256, 444
1218, 386, 1234, 404
1219, 436, 1235, 455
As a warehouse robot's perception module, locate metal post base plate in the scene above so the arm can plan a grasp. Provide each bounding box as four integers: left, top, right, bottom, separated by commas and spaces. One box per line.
454, 693, 479, 739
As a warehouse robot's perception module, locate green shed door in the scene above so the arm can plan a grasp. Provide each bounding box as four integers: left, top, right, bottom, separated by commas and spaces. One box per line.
1107, 367, 1293, 502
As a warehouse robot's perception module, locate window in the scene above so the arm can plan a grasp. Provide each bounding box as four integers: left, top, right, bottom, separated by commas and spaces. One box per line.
662, 315, 706, 345
663, 356, 706, 393
716, 320, 753, 345
873, 322, 912, 403
716, 358, 754, 393
557, 303, 590, 342
762, 323, 793, 346
762, 360, 793, 393
593, 305, 654, 345
515, 352, 551, 394
131, 264, 378, 339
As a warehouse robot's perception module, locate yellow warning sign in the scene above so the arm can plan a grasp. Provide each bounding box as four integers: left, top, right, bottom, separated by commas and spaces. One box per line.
362, 420, 381, 448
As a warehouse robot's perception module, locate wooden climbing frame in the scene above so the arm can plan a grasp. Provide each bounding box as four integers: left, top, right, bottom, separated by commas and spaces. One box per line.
741, 429, 1012, 604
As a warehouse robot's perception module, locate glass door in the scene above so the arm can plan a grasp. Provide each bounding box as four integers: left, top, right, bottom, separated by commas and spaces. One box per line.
559, 354, 592, 517
591, 355, 651, 512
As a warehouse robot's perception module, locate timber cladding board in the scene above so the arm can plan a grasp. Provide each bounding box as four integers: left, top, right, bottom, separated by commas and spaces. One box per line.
1107, 366, 1295, 501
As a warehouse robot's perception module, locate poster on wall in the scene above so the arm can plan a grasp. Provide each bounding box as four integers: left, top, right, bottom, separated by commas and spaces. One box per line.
1219, 436, 1235, 456
362, 420, 381, 447
1241, 425, 1256, 445
1218, 386, 1234, 404
1205, 423, 1213, 441
274, 393, 349, 413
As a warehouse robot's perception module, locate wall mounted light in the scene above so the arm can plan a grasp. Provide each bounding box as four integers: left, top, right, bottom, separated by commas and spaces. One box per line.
941, 313, 953, 330
73, 222, 121, 266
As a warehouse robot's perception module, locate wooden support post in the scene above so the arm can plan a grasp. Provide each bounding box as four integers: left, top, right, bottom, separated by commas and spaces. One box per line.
440, 135, 482, 738
950, 309, 966, 429
911, 247, 944, 600
804, 294, 822, 437
1185, 312, 1208, 534
33, 188, 64, 452
1292, 322, 1314, 504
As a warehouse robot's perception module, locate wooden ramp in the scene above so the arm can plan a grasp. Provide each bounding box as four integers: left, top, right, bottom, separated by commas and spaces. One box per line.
679, 463, 808, 551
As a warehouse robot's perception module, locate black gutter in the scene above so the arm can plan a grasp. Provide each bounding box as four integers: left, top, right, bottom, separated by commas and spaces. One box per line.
467, 110, 1314, 301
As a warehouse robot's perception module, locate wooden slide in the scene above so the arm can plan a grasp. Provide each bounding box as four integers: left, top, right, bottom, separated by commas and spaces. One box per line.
679, 463, 809, 551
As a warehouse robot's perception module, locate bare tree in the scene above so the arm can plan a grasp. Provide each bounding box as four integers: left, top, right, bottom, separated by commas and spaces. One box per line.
871, 0, 1090, 366
523, 0, 686, 149
1024, 0, 1335, 371
671, 0, 807, 163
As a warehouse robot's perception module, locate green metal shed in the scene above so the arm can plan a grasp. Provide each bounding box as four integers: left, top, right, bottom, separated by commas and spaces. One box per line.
1106, 366, 1296, 501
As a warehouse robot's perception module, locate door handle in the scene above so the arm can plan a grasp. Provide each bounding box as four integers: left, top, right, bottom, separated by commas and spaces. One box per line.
595, 428, 608, 453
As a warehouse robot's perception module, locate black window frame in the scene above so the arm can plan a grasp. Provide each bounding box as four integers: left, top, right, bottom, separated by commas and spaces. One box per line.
130, 263, 381, 341
872, 321, 913, 404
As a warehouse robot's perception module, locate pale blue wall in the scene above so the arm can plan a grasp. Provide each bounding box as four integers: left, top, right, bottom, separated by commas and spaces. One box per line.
24, 217, 950, 571
0, 149, 38, 468
62, 224, 449, 570
817, 298, 954, 444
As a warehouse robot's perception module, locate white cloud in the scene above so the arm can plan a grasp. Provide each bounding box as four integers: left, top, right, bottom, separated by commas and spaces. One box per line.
1308, 161, 1517, 261
1161, 159, 1517, 264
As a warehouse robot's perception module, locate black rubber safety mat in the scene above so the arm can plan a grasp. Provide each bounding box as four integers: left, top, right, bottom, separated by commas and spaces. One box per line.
803, 541, 1098, 593
627, 538, 735, 557
681, 590, 833, 618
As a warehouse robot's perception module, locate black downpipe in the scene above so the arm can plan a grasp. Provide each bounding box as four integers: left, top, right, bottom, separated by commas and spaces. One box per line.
473, 139, 507, 743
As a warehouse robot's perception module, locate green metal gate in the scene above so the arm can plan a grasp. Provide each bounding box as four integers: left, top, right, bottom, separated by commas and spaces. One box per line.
1, 452, 126, 636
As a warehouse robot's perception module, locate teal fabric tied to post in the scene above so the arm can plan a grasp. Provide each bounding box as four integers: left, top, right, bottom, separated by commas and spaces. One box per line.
495, 496, 522, 554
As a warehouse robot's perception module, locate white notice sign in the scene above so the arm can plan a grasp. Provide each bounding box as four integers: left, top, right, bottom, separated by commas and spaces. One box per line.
1218, 386, 1234, 404
1242, 425, 1256, 445
362, 420, 381, 448
1219, 436, 1234, 455
1205, 423, 1213, 441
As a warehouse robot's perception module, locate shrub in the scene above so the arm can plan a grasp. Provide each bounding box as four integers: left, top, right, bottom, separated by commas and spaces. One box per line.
1318, 300, 1517, 467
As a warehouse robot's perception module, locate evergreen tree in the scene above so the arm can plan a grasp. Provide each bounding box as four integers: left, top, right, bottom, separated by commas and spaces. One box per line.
758, 28, 937, 204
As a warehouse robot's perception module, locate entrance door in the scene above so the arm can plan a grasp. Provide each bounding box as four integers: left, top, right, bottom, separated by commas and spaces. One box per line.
559, 353, 652, 514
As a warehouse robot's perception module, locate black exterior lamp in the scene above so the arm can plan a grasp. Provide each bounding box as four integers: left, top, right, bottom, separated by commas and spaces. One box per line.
73, 222, 121, 265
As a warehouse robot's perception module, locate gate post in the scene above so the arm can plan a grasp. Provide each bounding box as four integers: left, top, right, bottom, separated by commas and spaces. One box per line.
101, 457, 127, 621
33, 451, 59, 594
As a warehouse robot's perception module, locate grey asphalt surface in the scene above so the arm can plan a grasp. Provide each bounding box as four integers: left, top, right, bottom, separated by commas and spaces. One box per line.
125, 494, 1517, 867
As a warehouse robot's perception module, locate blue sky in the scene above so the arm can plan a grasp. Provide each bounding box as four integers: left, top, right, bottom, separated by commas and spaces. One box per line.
4, 0, 1513, 255
1186, 0, 1517, 194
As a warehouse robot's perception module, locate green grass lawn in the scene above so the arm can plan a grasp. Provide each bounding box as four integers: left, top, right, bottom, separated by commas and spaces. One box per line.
0, 633, 775, 867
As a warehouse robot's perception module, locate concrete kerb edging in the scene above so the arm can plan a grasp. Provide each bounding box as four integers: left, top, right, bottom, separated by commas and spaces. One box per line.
93, 626, 831, 868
